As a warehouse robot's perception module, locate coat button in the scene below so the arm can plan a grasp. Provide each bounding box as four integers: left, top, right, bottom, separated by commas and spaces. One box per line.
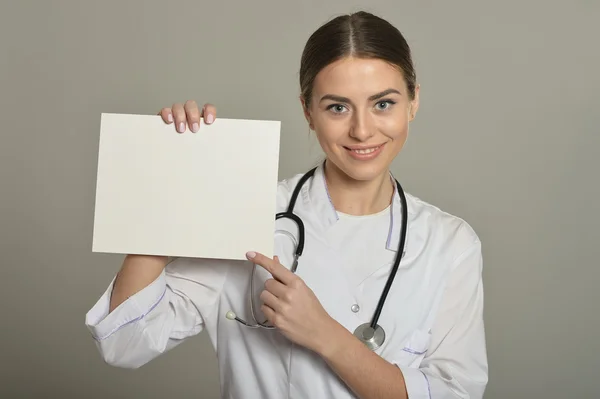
351, 304, 360, 313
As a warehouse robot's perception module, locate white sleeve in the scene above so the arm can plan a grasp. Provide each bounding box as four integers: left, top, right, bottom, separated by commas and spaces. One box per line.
84, 257, 228, 369
398, 240, 488, 399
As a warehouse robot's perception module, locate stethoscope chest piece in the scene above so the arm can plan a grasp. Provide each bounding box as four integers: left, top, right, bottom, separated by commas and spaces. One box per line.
353, 323, 386, 351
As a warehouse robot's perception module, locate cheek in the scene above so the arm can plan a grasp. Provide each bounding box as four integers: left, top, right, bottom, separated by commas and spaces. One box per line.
313, 117, 348, 146
379, 114, 409, 141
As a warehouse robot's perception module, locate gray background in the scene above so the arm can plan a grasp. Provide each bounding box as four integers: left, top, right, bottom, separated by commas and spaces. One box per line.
1, 1, 599, 398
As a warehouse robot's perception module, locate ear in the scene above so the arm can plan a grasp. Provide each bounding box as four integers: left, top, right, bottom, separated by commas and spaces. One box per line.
300, 95, 314, 130
409, 84, 420, 122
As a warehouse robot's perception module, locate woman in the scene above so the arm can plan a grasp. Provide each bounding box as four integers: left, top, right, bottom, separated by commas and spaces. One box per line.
86, 11, 488, 399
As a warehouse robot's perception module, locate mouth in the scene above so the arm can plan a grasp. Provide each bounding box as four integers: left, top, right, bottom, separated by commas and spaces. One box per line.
343, 143, 386, 160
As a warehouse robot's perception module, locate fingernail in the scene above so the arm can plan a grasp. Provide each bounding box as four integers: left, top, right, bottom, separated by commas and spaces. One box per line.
206, 114, 214, 124
192, 123, 199, 132
246, 251, 256, 259
167, 113, 173, 123
179, 122, 185, 132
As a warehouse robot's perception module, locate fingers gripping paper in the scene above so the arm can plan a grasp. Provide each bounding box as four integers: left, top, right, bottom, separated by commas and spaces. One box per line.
92, 113, 281, 260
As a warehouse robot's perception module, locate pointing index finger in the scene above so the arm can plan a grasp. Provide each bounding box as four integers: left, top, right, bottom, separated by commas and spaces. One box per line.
246, 251, 294, 284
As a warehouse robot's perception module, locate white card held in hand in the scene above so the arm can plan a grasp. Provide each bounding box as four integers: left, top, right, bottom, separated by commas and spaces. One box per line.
92, 113, 281, 260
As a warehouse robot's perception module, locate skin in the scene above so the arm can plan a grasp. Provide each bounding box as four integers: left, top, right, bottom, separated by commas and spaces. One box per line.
301, 57, 419, 216
110, 56, 420, 399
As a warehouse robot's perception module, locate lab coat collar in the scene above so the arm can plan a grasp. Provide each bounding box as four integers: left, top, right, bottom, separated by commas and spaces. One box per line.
302, 162, 411, 252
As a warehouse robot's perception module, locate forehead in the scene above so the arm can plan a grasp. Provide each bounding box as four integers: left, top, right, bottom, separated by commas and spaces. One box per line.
312, 57, 406, 97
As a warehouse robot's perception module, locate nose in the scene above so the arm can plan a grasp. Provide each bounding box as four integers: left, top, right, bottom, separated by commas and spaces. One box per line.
349, 109, 374, 141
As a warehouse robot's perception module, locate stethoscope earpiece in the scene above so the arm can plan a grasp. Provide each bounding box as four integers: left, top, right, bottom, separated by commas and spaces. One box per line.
225, 309, 274, 329
225, 311, 236, 320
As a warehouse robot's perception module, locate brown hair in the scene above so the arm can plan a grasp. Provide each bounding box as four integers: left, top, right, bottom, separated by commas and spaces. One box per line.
299, 11, 417, 108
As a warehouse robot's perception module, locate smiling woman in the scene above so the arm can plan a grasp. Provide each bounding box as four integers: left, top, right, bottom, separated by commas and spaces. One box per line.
86, 10, 488, 399
300, 15, 419, 216
304, 56, 418, 215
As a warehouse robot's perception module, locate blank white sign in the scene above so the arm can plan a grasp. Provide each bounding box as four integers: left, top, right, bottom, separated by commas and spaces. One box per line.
92, 113, 281, 260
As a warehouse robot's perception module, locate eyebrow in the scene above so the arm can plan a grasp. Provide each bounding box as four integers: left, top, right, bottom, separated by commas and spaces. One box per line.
319, 88, 402, 104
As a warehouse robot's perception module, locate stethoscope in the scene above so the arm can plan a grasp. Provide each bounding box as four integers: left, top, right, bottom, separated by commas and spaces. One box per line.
225, 166, 408, 351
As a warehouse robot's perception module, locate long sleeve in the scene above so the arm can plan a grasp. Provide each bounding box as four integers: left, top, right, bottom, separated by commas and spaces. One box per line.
399, 240, 488, 399
85, 256, 228, 368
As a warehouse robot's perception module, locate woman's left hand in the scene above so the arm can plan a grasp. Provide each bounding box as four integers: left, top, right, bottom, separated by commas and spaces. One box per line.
246, 251, 338, 354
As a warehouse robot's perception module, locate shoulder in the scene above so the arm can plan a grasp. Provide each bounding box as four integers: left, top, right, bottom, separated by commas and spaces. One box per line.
405, 192, 482, 266
274, 171, 307, 212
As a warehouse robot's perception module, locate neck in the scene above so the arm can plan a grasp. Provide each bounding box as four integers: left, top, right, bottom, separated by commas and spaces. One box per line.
323, 160, 394, 216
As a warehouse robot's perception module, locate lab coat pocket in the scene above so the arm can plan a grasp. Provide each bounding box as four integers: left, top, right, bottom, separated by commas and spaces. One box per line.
393, 329, 431, 368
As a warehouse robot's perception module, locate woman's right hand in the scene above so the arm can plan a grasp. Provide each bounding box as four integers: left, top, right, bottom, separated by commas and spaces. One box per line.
158, 100, 217, 133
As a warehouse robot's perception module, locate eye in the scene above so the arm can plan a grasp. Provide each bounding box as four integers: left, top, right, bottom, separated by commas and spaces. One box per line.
375, 100, 396, 111
326, 104, 348, 114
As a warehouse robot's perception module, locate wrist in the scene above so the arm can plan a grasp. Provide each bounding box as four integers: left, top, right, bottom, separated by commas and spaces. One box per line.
314, 318, 353, 360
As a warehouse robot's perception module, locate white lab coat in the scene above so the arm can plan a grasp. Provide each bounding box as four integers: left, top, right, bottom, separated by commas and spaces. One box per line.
85, 163, 488, 398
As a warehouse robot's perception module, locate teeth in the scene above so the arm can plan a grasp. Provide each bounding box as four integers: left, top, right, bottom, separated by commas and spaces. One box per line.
352, 147, 379, 154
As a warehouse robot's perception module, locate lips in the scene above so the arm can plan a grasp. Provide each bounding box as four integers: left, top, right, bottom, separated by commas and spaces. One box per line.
348, 146, 381, 154
343, 143, 386, 160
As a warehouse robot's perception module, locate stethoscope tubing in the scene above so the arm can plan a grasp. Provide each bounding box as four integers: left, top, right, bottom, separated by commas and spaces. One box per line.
229, 165, 408, 348
369, 178, 408, 329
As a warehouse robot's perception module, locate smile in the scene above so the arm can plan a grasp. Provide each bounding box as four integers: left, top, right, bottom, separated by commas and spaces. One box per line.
351, 147, 380, 154
343, 143, 386, 160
